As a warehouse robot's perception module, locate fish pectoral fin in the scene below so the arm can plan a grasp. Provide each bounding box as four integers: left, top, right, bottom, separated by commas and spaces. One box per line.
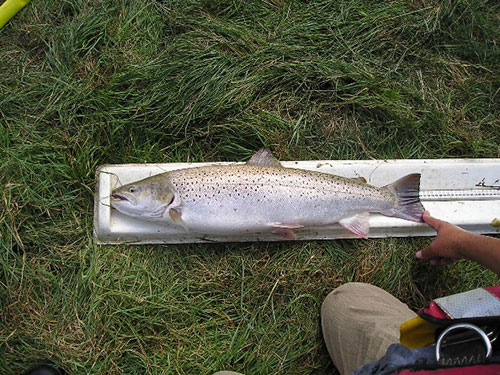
169, 208, 188, 231
246, 148, 282, 168
339, 212, 370, 239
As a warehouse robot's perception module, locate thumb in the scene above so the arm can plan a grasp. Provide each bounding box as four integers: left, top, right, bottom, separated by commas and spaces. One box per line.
422, 211, 443, 231
416, 245, 437, 260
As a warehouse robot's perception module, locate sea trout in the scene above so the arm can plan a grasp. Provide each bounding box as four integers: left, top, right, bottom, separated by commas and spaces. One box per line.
110, 148, 424, 239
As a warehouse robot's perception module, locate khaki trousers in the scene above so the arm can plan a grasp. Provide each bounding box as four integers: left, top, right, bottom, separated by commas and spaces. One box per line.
321, 282, 416, 375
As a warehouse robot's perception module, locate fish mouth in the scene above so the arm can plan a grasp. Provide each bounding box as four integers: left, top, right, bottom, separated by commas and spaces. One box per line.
112, 193, 129, 202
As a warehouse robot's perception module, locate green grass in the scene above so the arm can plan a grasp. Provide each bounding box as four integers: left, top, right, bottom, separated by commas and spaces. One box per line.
1, 0, 499, 374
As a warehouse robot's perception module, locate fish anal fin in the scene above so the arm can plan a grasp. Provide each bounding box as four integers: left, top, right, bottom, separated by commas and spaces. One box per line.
339, 212, 370, 239
247, 148, 282, 168
169, 208, 187, 231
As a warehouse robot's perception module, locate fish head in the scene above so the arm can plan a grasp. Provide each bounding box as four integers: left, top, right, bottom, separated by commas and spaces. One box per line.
110, 175, 175, 220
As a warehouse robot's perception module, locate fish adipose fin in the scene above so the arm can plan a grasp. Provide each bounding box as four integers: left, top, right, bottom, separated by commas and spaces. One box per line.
339, 212, 370, 239
382, 173, 425, 222
247, 148, 282, 168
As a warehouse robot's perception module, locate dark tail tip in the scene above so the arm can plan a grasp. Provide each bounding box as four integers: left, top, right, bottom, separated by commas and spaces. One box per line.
383, 173, 424, 222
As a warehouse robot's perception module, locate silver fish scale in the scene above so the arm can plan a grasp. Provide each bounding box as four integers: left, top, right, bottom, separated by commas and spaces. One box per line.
166, 165, 395, 235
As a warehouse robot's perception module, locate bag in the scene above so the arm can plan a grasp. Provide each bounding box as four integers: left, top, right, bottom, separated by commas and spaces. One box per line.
354, 287, 500, 375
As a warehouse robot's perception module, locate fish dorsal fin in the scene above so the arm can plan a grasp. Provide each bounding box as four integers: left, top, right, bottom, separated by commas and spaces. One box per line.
246, 148, 282, 167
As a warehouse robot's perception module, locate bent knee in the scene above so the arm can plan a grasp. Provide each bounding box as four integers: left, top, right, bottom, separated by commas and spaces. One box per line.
321, 282, 382, 319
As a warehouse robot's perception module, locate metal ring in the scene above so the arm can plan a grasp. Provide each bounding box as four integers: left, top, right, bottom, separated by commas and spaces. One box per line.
436, 323, 492, 362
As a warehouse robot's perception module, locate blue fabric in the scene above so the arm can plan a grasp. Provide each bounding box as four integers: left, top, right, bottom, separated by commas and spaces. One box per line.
353, 344, 436, 375
353, 343, 500, 375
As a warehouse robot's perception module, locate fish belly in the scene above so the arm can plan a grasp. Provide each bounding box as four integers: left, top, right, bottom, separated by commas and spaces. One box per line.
180, 199, 368, 235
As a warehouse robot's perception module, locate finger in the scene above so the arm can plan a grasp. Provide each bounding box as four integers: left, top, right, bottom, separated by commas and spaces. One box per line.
429, 258, 439, 265
417, 245, 437, 260
422, 211, 443, 231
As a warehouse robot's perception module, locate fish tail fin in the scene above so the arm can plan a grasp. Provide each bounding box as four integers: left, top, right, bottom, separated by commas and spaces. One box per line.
382, 173, 424, 222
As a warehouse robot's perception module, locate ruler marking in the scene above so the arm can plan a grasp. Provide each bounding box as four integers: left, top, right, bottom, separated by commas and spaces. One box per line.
420, 189, 500, 201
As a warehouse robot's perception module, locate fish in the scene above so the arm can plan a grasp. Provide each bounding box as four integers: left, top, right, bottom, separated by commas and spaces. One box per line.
110, 148, 424, 239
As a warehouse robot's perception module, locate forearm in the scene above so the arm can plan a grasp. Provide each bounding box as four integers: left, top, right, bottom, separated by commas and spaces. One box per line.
460, 233, 500, 275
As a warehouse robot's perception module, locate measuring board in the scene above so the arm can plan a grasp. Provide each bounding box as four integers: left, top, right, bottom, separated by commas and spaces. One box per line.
94, 159, 500, 244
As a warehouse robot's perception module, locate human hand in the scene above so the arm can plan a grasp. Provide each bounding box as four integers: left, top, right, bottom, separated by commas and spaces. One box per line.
416, 211, 472, 265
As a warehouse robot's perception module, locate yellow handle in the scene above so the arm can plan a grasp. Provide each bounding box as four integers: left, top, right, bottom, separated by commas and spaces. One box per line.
0, 0, 32, 30
400, 316, 439, 349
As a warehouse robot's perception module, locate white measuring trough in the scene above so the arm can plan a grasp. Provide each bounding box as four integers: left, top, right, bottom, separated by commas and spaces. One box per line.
94, 159, 500, 244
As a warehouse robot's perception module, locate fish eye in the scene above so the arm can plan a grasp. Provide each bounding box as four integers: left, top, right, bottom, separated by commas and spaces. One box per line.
128, 186, 137, 193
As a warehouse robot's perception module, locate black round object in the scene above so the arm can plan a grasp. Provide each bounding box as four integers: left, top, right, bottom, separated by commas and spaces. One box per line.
24, 364, 64, 375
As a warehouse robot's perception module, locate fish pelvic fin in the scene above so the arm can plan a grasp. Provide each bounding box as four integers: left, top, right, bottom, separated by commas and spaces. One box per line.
272, 228, 297, 240
247, 148, 282, 168
339, 212, 370, 239
382, 173, 424, 222
271, 223, 304, 240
